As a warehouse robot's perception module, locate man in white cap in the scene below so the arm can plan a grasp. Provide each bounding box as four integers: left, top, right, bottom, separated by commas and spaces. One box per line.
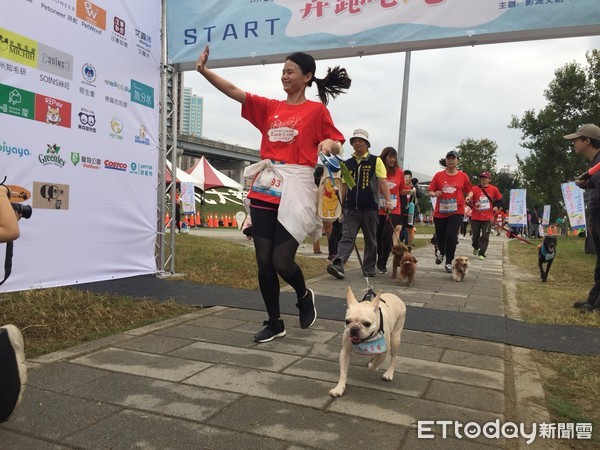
564, 124, 600, 313
327, 129, 392, 279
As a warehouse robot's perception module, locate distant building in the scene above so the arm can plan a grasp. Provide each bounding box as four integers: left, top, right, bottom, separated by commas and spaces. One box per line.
180, 87, 205, 171
181, 87, 204, 137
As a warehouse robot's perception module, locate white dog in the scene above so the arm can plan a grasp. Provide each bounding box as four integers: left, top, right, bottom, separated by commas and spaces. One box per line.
329, 287, 406, 398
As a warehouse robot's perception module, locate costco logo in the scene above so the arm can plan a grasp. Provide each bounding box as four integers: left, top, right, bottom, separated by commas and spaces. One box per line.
104, 159, 127, 171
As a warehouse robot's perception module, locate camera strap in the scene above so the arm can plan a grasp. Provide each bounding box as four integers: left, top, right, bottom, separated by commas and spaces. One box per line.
0, 241, 13, 286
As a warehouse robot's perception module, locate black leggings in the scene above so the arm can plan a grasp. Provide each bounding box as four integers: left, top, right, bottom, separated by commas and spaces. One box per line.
250, 202, 307, 320
434, 214, 463, 265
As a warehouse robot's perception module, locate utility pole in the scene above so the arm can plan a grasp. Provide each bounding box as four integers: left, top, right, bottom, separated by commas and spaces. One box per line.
397, 51, 411, 168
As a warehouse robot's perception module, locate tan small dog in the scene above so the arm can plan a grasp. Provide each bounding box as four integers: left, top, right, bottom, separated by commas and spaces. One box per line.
452, 256, 470, 282
329, 287, 406, 398
398, 253, 417, 286
390, 243, 409, 279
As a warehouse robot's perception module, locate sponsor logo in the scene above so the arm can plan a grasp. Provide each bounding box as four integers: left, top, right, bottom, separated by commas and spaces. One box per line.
39, 143, 66, 167
130, 79, 154, 108
81, 63, 96, 85
32, 181, 69, 210
33, 95, 72, 128
109, 116, 124, 140
71, 152, 80, 166
104, 159, 127, 171
76, 0, 106, 31
81, 155, 101, 170
0, 28, 37, 68
138, 163, 153, 177
114, 17, 125, 35
0, 141, 32, 158
129, 161, 138, 174
134, 124, 149, 145
77, 107, 96, 133
38, 43, 73, 80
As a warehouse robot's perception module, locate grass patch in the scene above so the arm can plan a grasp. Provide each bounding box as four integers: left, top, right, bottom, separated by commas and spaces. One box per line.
507, 236, 599, 446
0, 233, 328, 358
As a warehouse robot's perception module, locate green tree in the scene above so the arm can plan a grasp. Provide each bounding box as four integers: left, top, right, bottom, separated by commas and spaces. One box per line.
494, 171, 523, 212
456, 138, 499, 182
509, 50, 600, 219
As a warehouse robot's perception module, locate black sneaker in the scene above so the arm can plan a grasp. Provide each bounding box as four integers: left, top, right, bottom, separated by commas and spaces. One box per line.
365, 272, 376, 277
579, 304, 600, 313
0, 325, 27, 423
327, 259, 345, 279
253, 319, 286, 343
378, 267, 388, 274
573, 301, 592, 309
296, 289, 317, 329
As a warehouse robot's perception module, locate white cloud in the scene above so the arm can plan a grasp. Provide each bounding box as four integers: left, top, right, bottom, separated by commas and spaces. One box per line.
184, 35, 600, 178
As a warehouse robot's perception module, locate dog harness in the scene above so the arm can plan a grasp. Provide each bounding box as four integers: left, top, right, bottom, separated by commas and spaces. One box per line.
352, 306, 387, 355
539, 244, 555, 261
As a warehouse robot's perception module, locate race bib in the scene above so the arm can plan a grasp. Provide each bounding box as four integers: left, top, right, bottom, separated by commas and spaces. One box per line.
477, 195, 491, 211
251, 167, 283, 198
379, 194, 397, 209
439, 198, 457, 214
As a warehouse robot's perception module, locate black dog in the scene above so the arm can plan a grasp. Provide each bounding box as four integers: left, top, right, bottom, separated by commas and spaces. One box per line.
538, 236, 557, 282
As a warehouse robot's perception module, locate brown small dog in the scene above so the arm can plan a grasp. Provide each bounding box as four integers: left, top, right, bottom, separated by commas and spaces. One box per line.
398, 253, 417, 286
452, 256, 470, 282
390, 243, 409, 279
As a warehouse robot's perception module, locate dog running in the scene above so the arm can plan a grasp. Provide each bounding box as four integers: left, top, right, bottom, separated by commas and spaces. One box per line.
538, 235, 557, 282
398, 253, 417, 286
451, 256, 470, 282
390, 243, 409, 280
329, 287, 406, 398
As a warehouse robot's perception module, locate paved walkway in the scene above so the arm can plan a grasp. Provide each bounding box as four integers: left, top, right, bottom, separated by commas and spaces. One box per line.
0, 231, 558, 449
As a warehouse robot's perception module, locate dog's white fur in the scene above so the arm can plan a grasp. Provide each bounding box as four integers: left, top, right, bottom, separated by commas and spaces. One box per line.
452, 256, 470, 282
329, 287, 406, 398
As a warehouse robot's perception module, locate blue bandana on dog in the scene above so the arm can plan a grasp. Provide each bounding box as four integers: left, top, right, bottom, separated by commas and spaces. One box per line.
352, 331, 387, 355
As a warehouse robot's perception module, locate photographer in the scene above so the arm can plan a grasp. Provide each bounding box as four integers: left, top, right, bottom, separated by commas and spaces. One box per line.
0, 183, 27, 423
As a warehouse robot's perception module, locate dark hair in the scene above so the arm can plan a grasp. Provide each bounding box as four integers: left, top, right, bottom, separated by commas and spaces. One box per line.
438, 158, 447, 167
286, 52, 351, 106
404, 169, 412, 176
590, 137, 600, 149
380, 146, 399, 174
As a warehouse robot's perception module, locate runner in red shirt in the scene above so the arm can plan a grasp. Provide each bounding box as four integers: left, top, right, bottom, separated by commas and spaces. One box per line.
470, 171, 503, 260
196, 46, 350, 343
428, 150, 473, 273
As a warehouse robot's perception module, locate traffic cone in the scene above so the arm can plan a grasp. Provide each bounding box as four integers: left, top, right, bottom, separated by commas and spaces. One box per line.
196, 212, 201, 227
165, 212, 170, 227
232, 214, 238, 228
208, 214, 214, 228
226, 215, 231, 227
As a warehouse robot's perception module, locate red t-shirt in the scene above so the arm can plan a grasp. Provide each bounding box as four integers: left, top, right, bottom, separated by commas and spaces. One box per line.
471, 184, 502, 221
242, 93, 345, 204
428, 170, 473, 218
378, 169, 405, 216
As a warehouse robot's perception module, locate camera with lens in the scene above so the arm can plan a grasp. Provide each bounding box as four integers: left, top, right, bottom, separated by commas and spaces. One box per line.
11, 203, 32, 219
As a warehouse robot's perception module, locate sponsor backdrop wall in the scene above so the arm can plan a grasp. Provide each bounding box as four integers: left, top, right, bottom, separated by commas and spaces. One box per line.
1, 0, 161, 292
